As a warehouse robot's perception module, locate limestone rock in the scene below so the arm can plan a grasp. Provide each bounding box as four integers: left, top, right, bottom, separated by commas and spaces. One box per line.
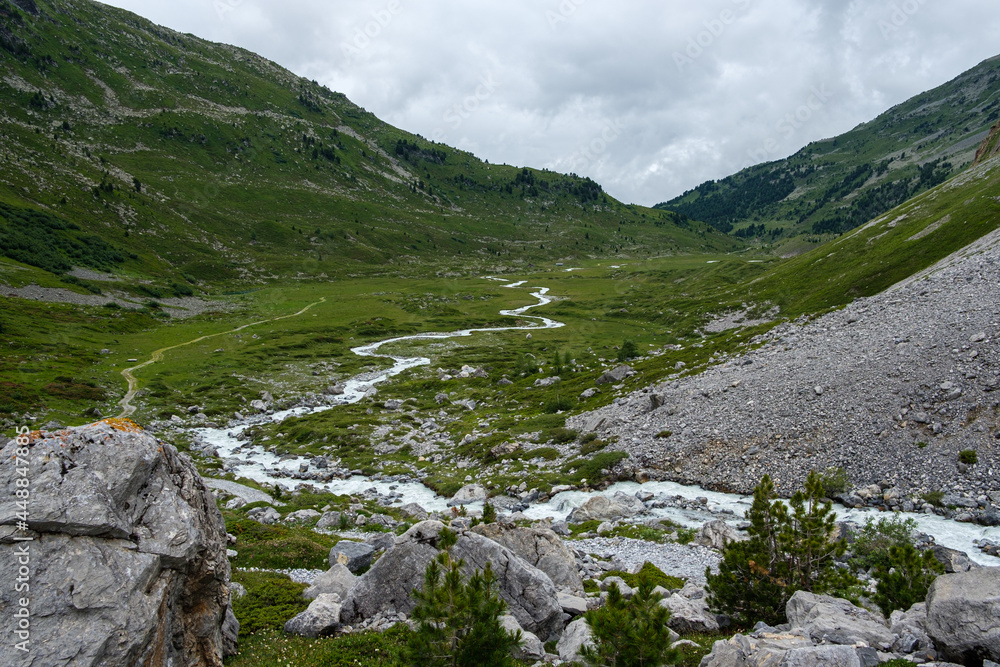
660, 593, 719, 633
500, 614, 545, 661
926, 567, 1000, 663
567, 494, 638, 523
329, 540, 375, 573
471, 522, 585, 595
340, 520, 563, 639
786, 591, 894, 649
447, 483, 487, 506
0, 421, 236, 666
693, 519, 746, 550
304, 563, 357, 601
284, 594, 342, 638
595, 364, 634, 386
557, 617, 595, 662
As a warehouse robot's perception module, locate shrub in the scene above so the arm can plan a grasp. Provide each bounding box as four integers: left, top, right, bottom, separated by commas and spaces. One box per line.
959, 449, 978, 465
581, 570, 681, 667
705, 472, 854, 626
482, 501, 497, 524
544, 427, 579, 444
526, 447, 560, 461
816, 466, 849, 497
616, 340, 639, 362
544, 396, 573, 413
655, 430, 672, 439
572, 451, 629, 483
849, 515, 918, 572
922, 490, 945, 507
580, 438, 607, 455
404, 528, 520, 666
872, 544, 944, 615
600, 562, 685, 591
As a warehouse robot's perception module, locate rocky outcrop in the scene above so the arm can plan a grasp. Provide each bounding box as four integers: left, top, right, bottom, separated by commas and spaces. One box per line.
786, 591, 894, 649
925, 566, 1000, 663
567, 492, 645, 523
0, 421, 236, 666
693, 519, 746, 550
471, 522, 585, 595
304, 563, 357, 601
329, 540, 375, 573
340, 520, 564, 639
284, 594, 342, 638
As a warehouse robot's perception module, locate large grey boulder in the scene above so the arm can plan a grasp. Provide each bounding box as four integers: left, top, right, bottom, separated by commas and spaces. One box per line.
284, 594, 342, 638
660, 593, 720, 633
340, 520, 563, 639
930, 545, 977, 573
567, 494, 637, 523
693, 519, 746, 550
926, 567, 1000, 663
500, 614, 545, 661
557, 617, 595, 662
329, 540, 376, 573
595, 364, 634, 386
786, 591, 895, 649
471, 522, 585, 595
304, 563, 357, 601
0, 421, 236, 666
779, 645, 863, 666
447, 483, 487, 506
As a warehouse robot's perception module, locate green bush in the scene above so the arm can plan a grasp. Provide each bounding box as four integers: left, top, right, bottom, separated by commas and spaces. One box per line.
580, 438, 607, 455
544, 396, 573, 413
544, 427, 579, 444
616, 340, 639, 362
526, 447, 560, 461
816, 466, 849, 497
959, 449, 978, 465
582, 570, 681, 667
571, 451, 629, 483
922, 490, 945, 507
705, 472, 855, 626
872, 544, 944, 615
225, 518, 338, 569
849, 515, 918, 572
230, 570, 308, 634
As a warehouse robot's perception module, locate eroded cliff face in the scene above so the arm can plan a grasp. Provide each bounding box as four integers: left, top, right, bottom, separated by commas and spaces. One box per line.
0, 419, 238, 666
973, 121, 1000, 166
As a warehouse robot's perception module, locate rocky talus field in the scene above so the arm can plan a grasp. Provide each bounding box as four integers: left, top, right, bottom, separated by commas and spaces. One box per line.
572, 226, 1000, 515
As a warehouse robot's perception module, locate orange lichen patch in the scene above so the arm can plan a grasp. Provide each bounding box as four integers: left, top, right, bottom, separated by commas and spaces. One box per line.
99, 418, 144, 433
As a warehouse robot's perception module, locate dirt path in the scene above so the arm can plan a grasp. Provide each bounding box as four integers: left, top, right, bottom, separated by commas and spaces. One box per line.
116, 297, 327, 418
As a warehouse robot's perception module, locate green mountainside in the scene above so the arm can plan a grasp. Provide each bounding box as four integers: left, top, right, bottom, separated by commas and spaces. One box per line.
655, 55, 1000, 243
0, 0, 735, 288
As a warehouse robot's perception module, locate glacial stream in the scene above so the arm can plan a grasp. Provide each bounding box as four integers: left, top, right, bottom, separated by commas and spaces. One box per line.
196, 280, 1000, 565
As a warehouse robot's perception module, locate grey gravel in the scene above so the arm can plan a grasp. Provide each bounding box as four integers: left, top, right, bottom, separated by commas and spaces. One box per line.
574, 536, 721, 585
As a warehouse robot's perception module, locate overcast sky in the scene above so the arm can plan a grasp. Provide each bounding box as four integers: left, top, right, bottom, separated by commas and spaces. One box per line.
101, 0, 1000, 206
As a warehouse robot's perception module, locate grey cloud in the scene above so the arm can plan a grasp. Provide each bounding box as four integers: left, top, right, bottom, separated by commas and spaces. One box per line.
102, 0, 1000, 205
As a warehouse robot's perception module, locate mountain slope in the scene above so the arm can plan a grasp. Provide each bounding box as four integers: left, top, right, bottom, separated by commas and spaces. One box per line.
655, 55, 1000, 241
0, 0, 735, 288
572, 152, 1000, 502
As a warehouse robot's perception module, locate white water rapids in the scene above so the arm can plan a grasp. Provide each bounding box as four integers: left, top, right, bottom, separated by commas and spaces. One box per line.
196, 280, 1000, 565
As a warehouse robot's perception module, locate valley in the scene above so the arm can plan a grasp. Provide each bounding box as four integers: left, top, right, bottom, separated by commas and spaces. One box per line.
2, 1, 1000, 665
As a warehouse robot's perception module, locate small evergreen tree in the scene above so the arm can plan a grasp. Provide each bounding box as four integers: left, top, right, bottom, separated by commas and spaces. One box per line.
581, 571, 680, 667
482, 501, 497, 524
705, 472, 853, 626
872, 544, 944, 615
404, 528, 521, 667
617, 340, 639, 362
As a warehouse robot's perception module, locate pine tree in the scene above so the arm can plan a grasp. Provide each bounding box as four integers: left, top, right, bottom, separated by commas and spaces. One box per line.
581, 571, 680, 667
705, 472, 853, 626
404, 528, 521, 666
872, 544, 944, 615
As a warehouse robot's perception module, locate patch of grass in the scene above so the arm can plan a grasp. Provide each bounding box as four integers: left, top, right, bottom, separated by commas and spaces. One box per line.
655, 430, 672, 439
580, 438, 607, 455
525, 447, 560, 461
543, 427, 578, 444
225, 517, 339, 569
599, 561, 686, 591
563, 450, 629, 484
224, 625, 413, 667
230, 570, 308, 635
